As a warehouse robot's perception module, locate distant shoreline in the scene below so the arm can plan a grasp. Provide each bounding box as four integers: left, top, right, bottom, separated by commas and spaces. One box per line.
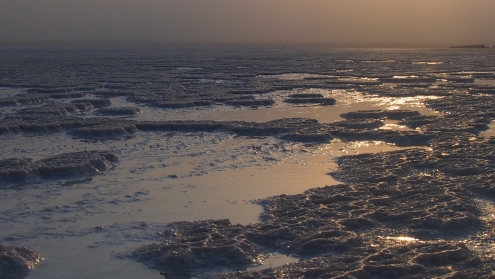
450, 45, 489, 49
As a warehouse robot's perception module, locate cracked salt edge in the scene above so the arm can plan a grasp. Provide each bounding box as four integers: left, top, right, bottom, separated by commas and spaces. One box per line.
0, 150, 119, 184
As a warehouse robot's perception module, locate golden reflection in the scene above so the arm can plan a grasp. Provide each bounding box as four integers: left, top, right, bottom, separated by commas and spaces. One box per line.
337, 77, 379, 82
392, 75, 419, 79
371, 96, 442, 113
352, 141, 387, 148
378, 123, 411, 131
386, 236, 418, 242
362, 60, 396, 63
412, 62, 444, 65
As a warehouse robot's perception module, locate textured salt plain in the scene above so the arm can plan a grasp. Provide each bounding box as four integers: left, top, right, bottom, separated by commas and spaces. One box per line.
1, 47, 495, 278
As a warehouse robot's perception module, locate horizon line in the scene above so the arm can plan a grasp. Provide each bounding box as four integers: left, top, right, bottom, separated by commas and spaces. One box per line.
2, 40, 494, 49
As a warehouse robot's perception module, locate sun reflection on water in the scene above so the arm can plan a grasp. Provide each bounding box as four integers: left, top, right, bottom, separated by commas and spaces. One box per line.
378, 96, 441, 109
386, 236, 419, 242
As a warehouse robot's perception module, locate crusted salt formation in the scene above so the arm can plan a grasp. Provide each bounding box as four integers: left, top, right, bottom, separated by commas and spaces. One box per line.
0, 158, 35, 183
332, 118, 384, 129
228, 89, 275, 95
330, 149, 483, 234
154, 100, 213, 109
17, 103, 93, 116
127, 218, 361, 275
363, 85, 452, 97
127, 96, 495, 277
0, 114, 139, 138
402, 114, 489, 134
135, 117, 432, 145
213, 241, 494, 279
96, 107, 140, 116
129, 134, 495, 277
471, 86, 495, 95
0, 244, 42, 279
341, 110, 421, 120
396, 82, 433, 88
135, 120, 227, 133
247, 206, 362, 257
71, 98, 112, 108
1, 47, 495, 279
224, 99, 275, 107
0, 94, 53, 107
0, 92, 86, 107
0, 150, 118, 183
131, 220, 264, 272
0, 112, 435, 144
36, 150, 118, 178
28, 88, 91, 95
6, 116, 65, 133
426, 94, 495, 117
379, 76, 437, 84
128, 93, 275, 109
284, 94, 336, 106
68, 124, 139, 138
45, 92, 86, 99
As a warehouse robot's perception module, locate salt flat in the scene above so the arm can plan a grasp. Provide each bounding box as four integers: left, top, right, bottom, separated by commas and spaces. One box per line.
1, 47, 495, 278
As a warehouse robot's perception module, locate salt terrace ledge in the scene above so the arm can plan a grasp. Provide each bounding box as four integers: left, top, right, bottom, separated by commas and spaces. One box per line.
0, 111, 453, 146
0, 150, 118, 184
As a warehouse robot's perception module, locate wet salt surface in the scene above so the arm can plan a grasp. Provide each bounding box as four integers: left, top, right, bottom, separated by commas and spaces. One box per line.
1, 47, 495, 278
0, 101, 409, 278
0, 124, 404, 279
103, 88, 441, 124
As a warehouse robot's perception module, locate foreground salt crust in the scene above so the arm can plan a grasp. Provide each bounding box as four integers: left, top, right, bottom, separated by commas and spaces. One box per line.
0, 150, 119, 183
0, 244, 42, 279
128, 137, 495, 277
125, 93, 495, 277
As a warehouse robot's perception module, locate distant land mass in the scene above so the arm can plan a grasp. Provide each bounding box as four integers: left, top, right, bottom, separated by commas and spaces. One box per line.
450, 45, 488, 48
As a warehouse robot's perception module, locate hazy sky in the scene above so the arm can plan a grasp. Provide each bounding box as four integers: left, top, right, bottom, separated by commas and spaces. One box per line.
1, 0, 494, 47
